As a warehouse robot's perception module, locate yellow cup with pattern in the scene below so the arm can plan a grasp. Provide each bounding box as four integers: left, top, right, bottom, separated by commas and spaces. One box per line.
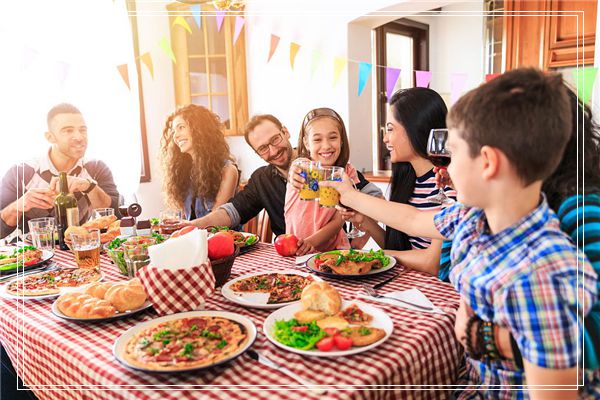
296, 160, 322, 201
318, 166, 343, 208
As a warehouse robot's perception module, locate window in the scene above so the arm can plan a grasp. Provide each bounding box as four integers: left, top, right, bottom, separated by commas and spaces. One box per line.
484, 0, 505, 74
167, 2, 249, 135
374, 19, 429, 171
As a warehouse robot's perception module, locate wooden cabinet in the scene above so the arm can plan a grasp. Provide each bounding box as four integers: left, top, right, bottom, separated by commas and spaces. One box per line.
166, 3, 249, 136
503, 0, 596, 70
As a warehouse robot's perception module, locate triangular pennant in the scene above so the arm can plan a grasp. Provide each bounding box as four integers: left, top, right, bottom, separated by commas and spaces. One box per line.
385, 67, 401, 102
216, 11, 225, 32
450, 73, 468, 104
233, 16, 245, 45
159, 37, 176, 63
289, 42, 301, 70
172, 16, 192, 34
117, 64, 130, 90
310, 50, 322, 79
415, 70, 432, 88
139, 52, 154, 79
23, 47, 38, 71
485, 73, 501, 83
190, 4, 201, 28
333, 57, 347, 87
572, 67, 598, 104
267, 34, 280, 63
357, 62, 372, 96
56, 61, 70, 87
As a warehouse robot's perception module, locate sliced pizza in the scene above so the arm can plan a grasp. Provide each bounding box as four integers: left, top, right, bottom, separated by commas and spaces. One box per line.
6, 268, 102, 296
229, 273, 314, 304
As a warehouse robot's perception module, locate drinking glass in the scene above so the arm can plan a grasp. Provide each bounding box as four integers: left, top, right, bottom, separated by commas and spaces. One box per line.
427, 128, 454, 205
28, 217, 55, 252
92, 208, 115, 219
344, 182, 366, 239
70, 228, 101, 269
318, 166, 343, 208
123, 238, 155, 278
159, 209, 182, 235
294, 160, 321, 201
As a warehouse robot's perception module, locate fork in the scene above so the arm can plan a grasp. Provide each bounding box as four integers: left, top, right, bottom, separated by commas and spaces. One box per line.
362, 284, 434, 311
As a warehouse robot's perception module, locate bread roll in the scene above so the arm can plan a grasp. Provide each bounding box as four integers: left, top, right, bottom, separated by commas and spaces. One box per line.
104, 280, 147, 312
64, 226, 88, 244
83, 215, 117, 229
84, 282, 115, 299
108, 220, 121, 232
300, 282, 341, 316
56, 292, 116, 319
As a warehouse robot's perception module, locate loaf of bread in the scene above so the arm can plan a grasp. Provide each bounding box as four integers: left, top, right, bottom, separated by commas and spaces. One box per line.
104, 280, 147, 312
56, 292, 116, 319
84, 282, 115, 299
82, 215, 117, 230
300, 282, 341, 316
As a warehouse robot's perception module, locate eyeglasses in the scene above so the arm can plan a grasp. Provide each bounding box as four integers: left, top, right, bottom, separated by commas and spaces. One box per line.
256, 131, 284, 155
302, 108, 343, 128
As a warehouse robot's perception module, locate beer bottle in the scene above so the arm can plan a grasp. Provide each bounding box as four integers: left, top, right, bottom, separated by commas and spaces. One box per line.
54, 172, 77, 250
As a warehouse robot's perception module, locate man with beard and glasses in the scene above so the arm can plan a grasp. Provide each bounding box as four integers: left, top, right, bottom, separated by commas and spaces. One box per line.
0, 103, 119, 239
186, 114, 382, 254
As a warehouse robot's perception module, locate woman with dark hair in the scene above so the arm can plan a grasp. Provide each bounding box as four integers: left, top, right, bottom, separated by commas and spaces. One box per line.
341, 87, 455, 278
160, 104, 239, 220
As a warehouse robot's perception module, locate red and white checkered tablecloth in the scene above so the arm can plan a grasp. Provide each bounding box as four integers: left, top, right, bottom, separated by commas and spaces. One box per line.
0, 244, 462, 400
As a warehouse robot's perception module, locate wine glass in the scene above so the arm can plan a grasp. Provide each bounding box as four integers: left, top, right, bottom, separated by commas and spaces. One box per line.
343, 182, 365, 239
427, 128, 454, 205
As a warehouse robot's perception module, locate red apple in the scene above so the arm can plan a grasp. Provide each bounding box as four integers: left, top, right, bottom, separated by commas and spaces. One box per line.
274, 234, 299, 257
208, 232, 235, 260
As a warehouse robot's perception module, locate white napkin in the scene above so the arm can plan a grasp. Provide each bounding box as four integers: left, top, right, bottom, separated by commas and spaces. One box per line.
148, 229, 208, 269
358, 288, 444, 314
295, 253, 318, 265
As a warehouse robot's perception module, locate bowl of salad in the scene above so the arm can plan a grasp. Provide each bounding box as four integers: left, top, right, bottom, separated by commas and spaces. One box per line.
106, 233, 165, 275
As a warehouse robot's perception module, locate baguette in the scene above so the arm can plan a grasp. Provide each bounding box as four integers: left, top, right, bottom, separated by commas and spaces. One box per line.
82, 215, 117, 230
56, 292, 116, 319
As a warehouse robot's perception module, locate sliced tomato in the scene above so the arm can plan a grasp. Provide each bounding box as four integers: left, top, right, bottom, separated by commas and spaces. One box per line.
24, 259, 38, 266
314, 258, 324, 268
324, 327, 340, 337
315, 337, 334, 352
171, 226, 197, 238
291, 325, 308, 332
333, 335, 353, 351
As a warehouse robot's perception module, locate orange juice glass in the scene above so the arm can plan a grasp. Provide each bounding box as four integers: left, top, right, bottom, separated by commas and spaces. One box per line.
295, 160, 321, 201
319, 166, 343, 208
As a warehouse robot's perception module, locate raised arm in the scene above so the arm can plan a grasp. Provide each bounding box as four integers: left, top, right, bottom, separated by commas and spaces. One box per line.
212, 163, 239, 210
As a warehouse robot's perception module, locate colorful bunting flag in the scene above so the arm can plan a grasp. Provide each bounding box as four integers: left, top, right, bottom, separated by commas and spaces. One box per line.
310, 50, 322, 79
172, 16, 192, 34
159, 37, 176, 64
450, 72, 468, 104
139, 52, 154, 79
56, 61, 70, 87
216, 11, 225, 32
385, 67, 401, 102
485, 73, 501, 83
267, 34, 280, 63
333, 57, 347, 87
117, 64, 130, 90
572, 67, 598, 104
289, 42, 301, 70
233, 16, 245, 45
415, 70, 432, 88
357, 62, 372, 96
190, 4, 201, 29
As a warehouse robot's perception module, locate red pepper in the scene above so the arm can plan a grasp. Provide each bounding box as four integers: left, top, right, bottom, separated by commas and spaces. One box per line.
291, 326, 308, 332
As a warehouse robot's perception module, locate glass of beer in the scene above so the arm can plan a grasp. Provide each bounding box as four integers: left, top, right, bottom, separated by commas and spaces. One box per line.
70, 228, 101, 269
159, 209, 182, 235
295, 160, 321, 201
318, 166, 343, 208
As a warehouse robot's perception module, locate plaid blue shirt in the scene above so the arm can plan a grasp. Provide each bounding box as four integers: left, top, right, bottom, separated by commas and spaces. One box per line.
434, 197, 597, 399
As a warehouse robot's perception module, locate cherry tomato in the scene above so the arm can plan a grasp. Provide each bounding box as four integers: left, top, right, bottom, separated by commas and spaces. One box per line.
324, 327, 339, 337
171, 226, 197, 238
315, 337, 334, 352
333, 335, 353, 351
291, 326, 308, 332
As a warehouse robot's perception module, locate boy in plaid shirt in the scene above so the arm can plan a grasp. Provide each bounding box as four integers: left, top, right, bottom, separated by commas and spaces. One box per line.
321, 68, 597, 399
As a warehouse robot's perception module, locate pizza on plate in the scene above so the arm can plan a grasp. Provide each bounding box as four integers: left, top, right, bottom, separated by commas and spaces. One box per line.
6, 268, 102, 296
229, 273, 314, 304
123, 316, 248, 371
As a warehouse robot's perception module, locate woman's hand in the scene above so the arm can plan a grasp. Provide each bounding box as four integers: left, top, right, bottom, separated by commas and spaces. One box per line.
288, 157, 311, 191
295, 238, 317, 256
318, 173, 356, 205
336, 205, 365, 228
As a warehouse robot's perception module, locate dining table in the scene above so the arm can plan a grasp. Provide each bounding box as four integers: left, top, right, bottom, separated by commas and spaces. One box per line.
0, 243, 463, 400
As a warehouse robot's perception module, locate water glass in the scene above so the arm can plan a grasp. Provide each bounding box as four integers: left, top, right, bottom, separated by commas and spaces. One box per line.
159, 209, 182, 235
92, 208, 115, 219
70, 228, 101, 269
123, 238, 155, 278
28, 217, 55, 252
318, 166, 343, 208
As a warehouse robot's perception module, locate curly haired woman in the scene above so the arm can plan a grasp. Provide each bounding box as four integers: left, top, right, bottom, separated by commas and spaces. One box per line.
160, 105, 239, 220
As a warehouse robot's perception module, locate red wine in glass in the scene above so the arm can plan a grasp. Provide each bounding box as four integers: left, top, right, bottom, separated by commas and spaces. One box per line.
427, 129, 454, 205
430, 155, 451, 168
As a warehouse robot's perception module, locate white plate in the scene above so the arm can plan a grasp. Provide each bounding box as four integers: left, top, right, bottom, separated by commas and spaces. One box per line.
221, 269, 321, 309
52, 299, 153, 322
263, 300, 393, 357
0, 247, 54, 275
113, 310, 257, 373
0, 270, 103, 301
306, 251, 397, 279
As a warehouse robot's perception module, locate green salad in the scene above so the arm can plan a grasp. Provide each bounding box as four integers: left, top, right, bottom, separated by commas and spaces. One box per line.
315, 249, 390, 268
273, 319, 326, 350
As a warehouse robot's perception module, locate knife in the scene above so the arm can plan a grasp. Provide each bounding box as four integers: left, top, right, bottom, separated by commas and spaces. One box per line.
246, 349, 326, 395
373, 268, 407, 290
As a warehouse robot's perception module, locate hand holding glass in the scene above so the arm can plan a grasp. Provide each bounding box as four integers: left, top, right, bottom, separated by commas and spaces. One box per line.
427, 129, 453, 205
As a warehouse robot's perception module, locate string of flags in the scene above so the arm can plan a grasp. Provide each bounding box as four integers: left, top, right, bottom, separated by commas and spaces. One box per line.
20, 8, 599, 105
